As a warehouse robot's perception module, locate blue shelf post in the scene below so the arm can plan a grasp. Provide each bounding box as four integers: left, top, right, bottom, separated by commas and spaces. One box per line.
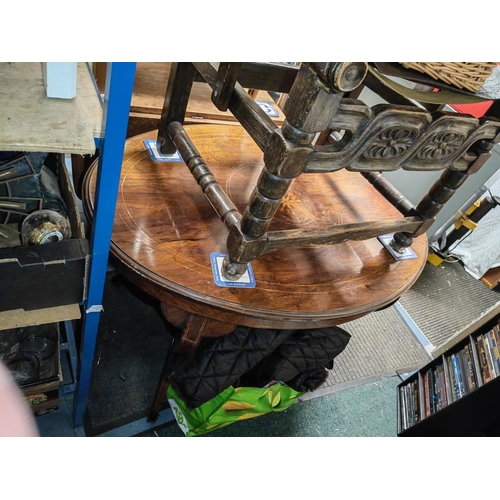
73, 62, 136, 429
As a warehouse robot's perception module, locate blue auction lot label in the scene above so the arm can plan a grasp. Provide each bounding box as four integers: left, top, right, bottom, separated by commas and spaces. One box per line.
144, 139, 184, 162
377, 234, 418, 260
256, 101, 280, 117
210, 252, 256, 288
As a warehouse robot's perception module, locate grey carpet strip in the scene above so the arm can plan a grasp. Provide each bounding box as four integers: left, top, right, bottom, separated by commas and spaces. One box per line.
317, 305, 431, 394
398, 261, 500, 349
315, 261, 500, 397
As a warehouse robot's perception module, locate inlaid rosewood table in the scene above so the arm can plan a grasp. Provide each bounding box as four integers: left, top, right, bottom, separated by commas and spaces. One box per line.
83, 125, 427, 420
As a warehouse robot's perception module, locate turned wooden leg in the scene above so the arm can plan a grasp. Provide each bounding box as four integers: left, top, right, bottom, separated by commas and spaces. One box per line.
224, 65, 347, 280
390, 231, 415, 253
148, 335, 181, 422
390, 139, 496, 252
212, 63, 241, 111
148, 312, 208, 422
157, 62, 196, 155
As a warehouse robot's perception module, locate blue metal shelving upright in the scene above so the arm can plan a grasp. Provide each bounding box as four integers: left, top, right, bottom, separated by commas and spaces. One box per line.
73, 62, 137, 429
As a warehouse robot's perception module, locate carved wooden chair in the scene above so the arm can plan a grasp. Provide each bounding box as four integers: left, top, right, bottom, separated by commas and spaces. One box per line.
156, 62, 500, 280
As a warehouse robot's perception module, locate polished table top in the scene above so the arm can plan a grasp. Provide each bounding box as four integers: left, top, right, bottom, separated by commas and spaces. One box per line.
83, 125, 427, 329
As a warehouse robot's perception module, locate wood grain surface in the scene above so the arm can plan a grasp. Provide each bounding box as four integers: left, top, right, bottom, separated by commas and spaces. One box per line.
481, 266, 500, 290
83, 125, 428, 329
131, 62, 285, 125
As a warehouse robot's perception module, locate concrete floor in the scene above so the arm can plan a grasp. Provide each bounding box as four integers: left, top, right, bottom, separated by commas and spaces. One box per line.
34, 375, 401, 437
143, 376, 401, 438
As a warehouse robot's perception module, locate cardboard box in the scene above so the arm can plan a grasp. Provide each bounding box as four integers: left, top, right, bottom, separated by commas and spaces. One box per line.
0, 154, 89, 313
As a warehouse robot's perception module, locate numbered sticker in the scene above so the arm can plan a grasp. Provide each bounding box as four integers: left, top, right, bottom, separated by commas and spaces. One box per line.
256, 101, 279, 117
210, 252, 256, 288
144, 139, 184, 162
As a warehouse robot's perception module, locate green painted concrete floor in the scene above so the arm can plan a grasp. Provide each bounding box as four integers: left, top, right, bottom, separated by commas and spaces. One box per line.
35, 373, 401, 437
139, 376, 401, 438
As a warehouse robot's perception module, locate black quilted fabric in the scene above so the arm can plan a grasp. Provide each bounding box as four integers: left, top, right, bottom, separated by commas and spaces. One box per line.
239, 327, 351, 389
169, 325, 351, 409
286, 368, 329, 393
169, 326, 296, 410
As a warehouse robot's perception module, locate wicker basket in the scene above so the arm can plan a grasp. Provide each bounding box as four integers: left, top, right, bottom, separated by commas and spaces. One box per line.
401, 62, 497, 92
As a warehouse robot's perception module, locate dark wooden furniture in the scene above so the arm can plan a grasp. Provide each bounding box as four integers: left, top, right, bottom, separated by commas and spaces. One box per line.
157, 63, 500, 280
72, 63, 287, 198
83, 126, 428, 420
132, 63, 285, 119
83, 62, 500, 423
95, 62, 287, 139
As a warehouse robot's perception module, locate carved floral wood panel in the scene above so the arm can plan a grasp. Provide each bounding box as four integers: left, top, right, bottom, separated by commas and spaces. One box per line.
308, 102, 500, 173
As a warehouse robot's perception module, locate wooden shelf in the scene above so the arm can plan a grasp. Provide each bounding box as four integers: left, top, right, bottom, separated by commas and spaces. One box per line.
0, 303, 81, 331
0, 62, 102, 154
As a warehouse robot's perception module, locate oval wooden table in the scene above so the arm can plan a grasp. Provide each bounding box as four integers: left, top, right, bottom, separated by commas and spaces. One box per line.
83, 125, 428, 420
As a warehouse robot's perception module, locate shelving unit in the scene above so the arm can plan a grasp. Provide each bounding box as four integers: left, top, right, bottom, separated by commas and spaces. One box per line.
0, 62, 102, 154
0, 62, 101, 331
398, 312, 500, 436
70, 63, 136, 430
0, 62, 136, 431
432, 302, 500, 357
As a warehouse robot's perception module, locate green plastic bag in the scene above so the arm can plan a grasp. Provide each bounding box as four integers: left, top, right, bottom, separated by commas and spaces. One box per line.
167, 383, 303, 436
